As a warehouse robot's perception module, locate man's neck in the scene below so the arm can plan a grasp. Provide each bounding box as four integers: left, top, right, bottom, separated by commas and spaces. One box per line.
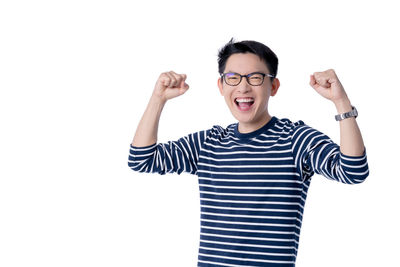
238, 114, 272, 134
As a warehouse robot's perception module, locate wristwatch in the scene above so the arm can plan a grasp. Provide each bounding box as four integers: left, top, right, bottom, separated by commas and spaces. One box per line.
335, 105, 358, 121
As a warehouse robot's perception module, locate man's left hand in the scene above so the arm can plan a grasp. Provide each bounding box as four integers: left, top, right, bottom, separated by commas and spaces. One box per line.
310, 69, 349, 104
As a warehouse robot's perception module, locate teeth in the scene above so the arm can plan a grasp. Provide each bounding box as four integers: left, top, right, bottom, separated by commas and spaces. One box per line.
236, 98, 254, 103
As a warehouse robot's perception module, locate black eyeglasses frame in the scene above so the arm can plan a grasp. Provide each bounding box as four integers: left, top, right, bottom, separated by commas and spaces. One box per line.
220, 72, 275, 86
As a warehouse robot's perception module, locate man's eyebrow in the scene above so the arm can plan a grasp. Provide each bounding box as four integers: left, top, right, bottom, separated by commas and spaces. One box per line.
226, 70, 265, 74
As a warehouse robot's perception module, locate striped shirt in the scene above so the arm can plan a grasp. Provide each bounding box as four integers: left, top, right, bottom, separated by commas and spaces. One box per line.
128, 116, 369, 266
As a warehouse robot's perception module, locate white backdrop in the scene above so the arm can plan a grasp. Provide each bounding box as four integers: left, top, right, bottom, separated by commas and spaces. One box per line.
1, 0, 399, 266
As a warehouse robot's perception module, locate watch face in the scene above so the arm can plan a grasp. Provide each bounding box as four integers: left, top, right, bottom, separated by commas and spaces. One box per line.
351, 106, 358, 117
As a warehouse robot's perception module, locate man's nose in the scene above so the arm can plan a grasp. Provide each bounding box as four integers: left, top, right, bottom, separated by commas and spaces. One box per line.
236, 78, 251, 93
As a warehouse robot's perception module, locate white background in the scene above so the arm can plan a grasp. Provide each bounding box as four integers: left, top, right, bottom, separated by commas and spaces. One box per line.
1, 0, 399, 266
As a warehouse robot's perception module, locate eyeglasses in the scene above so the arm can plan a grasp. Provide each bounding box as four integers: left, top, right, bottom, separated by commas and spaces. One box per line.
221, 72, 275, 86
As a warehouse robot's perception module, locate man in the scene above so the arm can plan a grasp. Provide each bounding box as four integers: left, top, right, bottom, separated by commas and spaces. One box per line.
128, 39, 369, 266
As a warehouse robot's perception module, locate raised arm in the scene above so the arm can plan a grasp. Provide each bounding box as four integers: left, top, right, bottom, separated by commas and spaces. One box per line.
291, 69, 369, 184
129, 71, 209, 175
131, 71, 189, 147
310, 69, 365, 156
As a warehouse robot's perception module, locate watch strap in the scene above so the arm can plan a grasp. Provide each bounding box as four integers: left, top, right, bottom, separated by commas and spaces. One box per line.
335, 105, 358, 121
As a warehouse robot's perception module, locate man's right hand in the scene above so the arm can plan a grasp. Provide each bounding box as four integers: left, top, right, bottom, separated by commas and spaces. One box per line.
152, 71, 189, 102
131, 71, 189, 147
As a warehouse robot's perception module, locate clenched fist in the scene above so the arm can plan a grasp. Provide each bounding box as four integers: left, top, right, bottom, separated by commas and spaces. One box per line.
309, 69, 349, 104
153, 71, 189, 102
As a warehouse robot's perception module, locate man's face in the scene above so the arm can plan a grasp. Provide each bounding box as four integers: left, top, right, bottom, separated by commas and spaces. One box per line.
218, 53, 280, 133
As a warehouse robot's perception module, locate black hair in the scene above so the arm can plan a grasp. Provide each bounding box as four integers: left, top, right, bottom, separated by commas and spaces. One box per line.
217, 38, 278, 82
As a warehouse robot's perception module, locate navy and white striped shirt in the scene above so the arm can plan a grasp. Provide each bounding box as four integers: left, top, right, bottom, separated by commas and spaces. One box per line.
128, 116, 369, 266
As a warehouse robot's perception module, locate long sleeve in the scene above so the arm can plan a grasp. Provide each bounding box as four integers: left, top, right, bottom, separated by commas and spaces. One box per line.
128, 129, 210, 175
291, 120, 369, 184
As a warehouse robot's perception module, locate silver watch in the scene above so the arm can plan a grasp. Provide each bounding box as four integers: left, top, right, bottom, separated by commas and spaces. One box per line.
335, 105, 358, 121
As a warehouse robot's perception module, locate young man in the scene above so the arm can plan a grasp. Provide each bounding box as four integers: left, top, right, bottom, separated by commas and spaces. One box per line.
128, 39, 369, 267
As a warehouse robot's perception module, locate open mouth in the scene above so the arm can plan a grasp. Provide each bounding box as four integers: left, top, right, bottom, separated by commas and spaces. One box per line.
235, 97, 254, 111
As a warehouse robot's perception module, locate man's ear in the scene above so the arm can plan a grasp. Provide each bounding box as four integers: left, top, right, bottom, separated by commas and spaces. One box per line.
218, 77, 224, 96
270, 78, 280, 96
